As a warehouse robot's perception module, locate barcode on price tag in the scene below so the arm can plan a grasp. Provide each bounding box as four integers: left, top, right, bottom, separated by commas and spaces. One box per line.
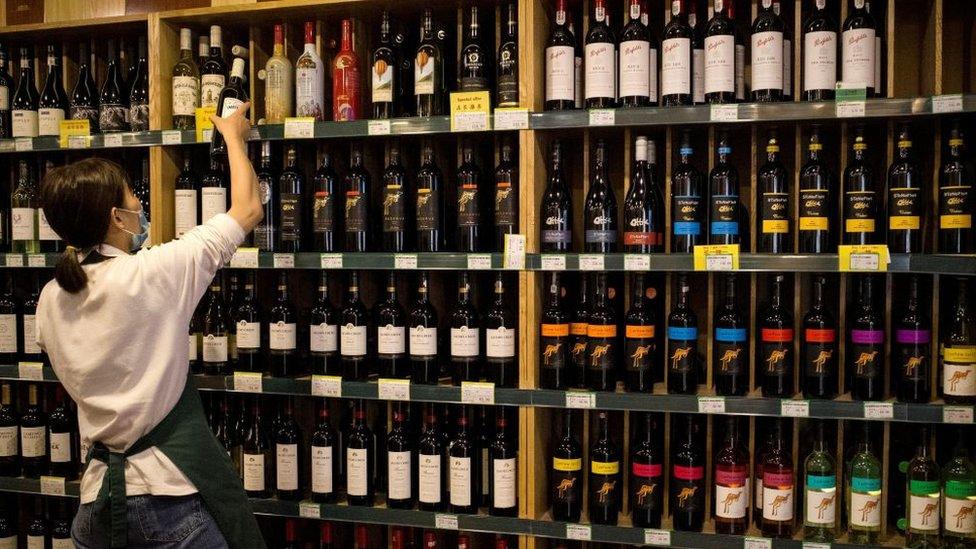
467, 254, 492, 270
435, 514, 459, 530
201, 128, 213, 142
394, 254, 418, 269
368, 120, 391, 135
579, 254, 605, 271
836, 101, 866, 118
311, 375, 342, 398
781, 400, 810, 417
744, 537, 772, 549
932, 94, 964, 113
850, 253, 879, 271
944, 406, 974, 424
565, 392, 596, 409
540, 254, 566, 271
27, 254, 47, 267
320, 254, 343, 269
461, 381, 495, 404
298, 501, 321, 518
233, 372, 263, 393
693, 244, 739, 271
378, 378, 410, 400
162, 130, 183, 145
103, 134, 123, 148
644, 529, 671, 546
67, 135, 90, 149
5, 254, 23, 267
14, 138, 32, 151
698, 397, 726, 414
272, 253, 294, 268
588, 109, 615, 126
566, 524, 591, 541
40, 476, 65, 496
863, 402, 893, 419
230, 248, 259, 268
18, 362, 43, 381
624, 254, 650, 271
283, 117, 315, 139
494, 108, 529, 130
710, 104, 739, 121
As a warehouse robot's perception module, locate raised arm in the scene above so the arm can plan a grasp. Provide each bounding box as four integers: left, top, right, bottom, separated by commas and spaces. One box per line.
210, 103, 263, 233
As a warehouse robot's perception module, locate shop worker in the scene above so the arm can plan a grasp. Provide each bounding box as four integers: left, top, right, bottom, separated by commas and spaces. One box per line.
35, 103, 265, 549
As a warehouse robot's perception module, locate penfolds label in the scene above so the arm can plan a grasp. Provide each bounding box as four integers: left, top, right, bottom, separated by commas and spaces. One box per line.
584, 43, 616, 100
546, 46, 575, 102
662, 38, 691, 96
345, 191, 367, 232
312, 191, 334, 234
888, 187, 922, 230
457, 183, 479, 227
416, 188, 439, 231
842, 28, 876, 89
619, 40, 650, 98
279, 193, 302, 243
692, 43, 704, 103
704, 35, 734, 94
844, 190, 877, 235
495, 181, 516, 227
751, 31, 784, 91
383, 185, 405, 233
940, 184, 973, 229
804, 31, 837, 92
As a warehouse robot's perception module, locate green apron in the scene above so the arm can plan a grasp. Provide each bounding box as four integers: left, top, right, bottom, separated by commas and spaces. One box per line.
87, 375, 266, 549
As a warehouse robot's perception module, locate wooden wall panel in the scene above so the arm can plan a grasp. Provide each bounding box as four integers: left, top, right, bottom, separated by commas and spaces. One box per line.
126, 0, 209, 14
5, 0, 42, 25
43, 0, 125, 22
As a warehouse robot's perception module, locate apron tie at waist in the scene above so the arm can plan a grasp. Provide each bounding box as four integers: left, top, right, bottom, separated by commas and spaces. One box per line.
88, 434, 158, 547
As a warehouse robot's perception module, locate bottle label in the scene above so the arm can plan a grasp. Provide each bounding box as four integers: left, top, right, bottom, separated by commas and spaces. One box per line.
201, 187, 227, 223
632, 462, 663, 478
908, 492, 940, 532
0, 86, 7, 110
312, 191, 333, 234
451, 326, 480, 357
416, 188, 439, 231
26, 536, 43, 549
235, 321, 260, 350
278, 192, 302, 243
624, 326, 654, 372
849, 330, 883, 379
486, 327, 516, 358
419, 453, 442, 503
36, 209, 56, 243
799, 188, 830, 231
631, 462, 662, 512
542, 228, 572, 244
805, 486, 837, 524
761, 192, 790, 234
591, 460, 620, 475
668, 333, 697, 376
372, 59, 394, 103
492, 457, 517, 508
844, 189, 876, 234
714, 340, 746, 375
414, 50, 436, 95
450, 456, 472, 506
378, 325, 406, 355
619, 40, 650, 98
22, 314, 39, 355
554, 457, 581, 472
783, 38, 792, 96
945, 493, 976, 534
99, 104, 128, 132
130, 103, 149, 131
541, 326, 569, 370
481, 446, 490, 498
276, 443, 299, 491
339, 324, 367, 356
0, 426, 17, 457
38, 107, 64, 136
704, 35, 735, 94
20, 426, 46, 458
49, 431, 71, 463
410, 326, 438, 356
334, 56, 361, 121
672, 194, 702, 236
715, 327, 746, 342
849, 489, 881, 526
269, 321, 297, 351
11, 110, 38, 137
203, 334, 228, 362
751, 31, 784, 91
198, 74, 223, 109
888, 187, 922, 230
457, 183, 479, 227
382, 184, 405, 232
497, 47, 519, 107
804, 31, 837, 91
296, 64, 325, 119
546, 46, 576, 102
709, 194, 739, 237
11, 207, 36, 241
311, 445, 333, 494
803, 333, 836, 381
494, 181, 517, 228
715, 483, 747, 519
243, 453, 265, 491
842, 28, 876, 89
943, 356, 976, 396
189, 334, 198, 361
662, 38, 691, 96
70, 106, 98, 126
939, 184, 973, 229
583, 42, 616, 100
174, 189, 198, 238
460, 46, 488, 92
172, 75, 200, 116
310, 323, 338, 353
692, 43, 704, 103
0, 314, 16, 354
345, 191, 367, 233
346, 447, 369, 496
388, 450, 412, 500
762, 483, 794, 521
671, 467, 704, 514
587, 324, 617, 373
585, 207, 617, 244
673, 464, 705, 480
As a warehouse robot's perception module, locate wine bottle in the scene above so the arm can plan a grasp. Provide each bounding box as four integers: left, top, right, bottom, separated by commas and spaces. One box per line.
416, 144, 443, 252
545, 0, 577, 111
372, 12, 398, 119
489, 414, 518, 516
570, 275, 591, 388
231, 273, 260, 373
758, 133, 792, 253
587, 273, 618, 391
714, 416, 748, 535
264, 24, 293, 124
494, 139, 518, 250
340, 272, 368, 381
49, 499, 71, 548
20, 384, 46, 478
346, 400, 374, 506
0, 45, 13, 138
171, 28, 200, 130
942, 429, 976, 545
584, 0, 617, 108
847, 423, 881, 544
540, 272, 571, 389
199, 160, 228, 225
751, 0, 785, 102
672, 131, 704, 252
0, 383, 18, 477
584, 139, 618, 253
273, 398, 302, 500
459, 6, 488, 93
202, 278, 230, 375
268, 272, 297, 377
410, 271, 439, 384
375, 272, 407, 379
943, 277, 975, 404
485, 274, 517, 388
905, 427, 941, 545
760, 274, 794, 398
843, 130, 878, 245
704, 0, 736, 104
201, 26, 228, 109
418, 404, 447, 511
895, 276, 931, 403
310, 150, 336, 253
690, 1, 705, 104
0, 280, 16, 367
661, 0, 693, 106
310, 402, 337, 503
197, 34, 210, 78
848, 275, 884, 401
842, 0, 877, 95
540, 140, 573, 252
332, 19, 360, 121
477, 407, 492, 508
668, 273, 699, 394
450, 272, 481, 385
209, 57, 248, 162
624, 273, 655, 392
802, 276, 837, 399
99, 39, 129, 132
386, 404, 414, 509
708, 133, 740, 245
803, 0, 837, 100
11, 47, 38, 138
46, 387, 76, 480
25, 498, 45, 547
671, 414, 705, 531
551, 409, 582, 521
416, 9, 445, 116
629, 412, 663, 528
21, 275, 41, 364
761, 418, 794, 538
11, 160, 39, 254
887, 125, 924, 253
277, 145, 303, 253
37, 45, 68, 136
624, 136, 664, 253
309, 271, 338, 376
295, 21, 325, 120
714, 275, 747, 396
173, 155, 199, 239
456, 144, 482, 252
799, 128, 834, 253
128, 37, 149, 131
449, 407, 478, 514
251, 142, 277, 250
342, 145, 370, 252
588, 411, 621, 525
803, 420, 837, 542
939, 122, 975, 254
496, 4, 519, 108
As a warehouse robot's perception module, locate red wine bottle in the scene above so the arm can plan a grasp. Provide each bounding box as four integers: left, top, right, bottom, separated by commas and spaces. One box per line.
887, 125, 924, 253
416, 144, 444, 252
570, 275, 590, 389
848, 275, 884, 401
309, 271, 339, 376
448, 407, 478, 514
551, 409, 582, 522
381, 143, 407, 253
714, 416, 748, 534
456, 144, 482, 252
586, 273, 618, 391
714, 275, 748, 396
760, 274, 795, 398
375, 272, 407, 379
339, 272, 369, 381
485, 274, 517, 388
269, 272, 298, 377
802, 276, 837, 399
630, 412, 663, 528
843, 129, 878, 245
671, 413, 704, 531
409, 272, 439, 384
418, 404, 447, 511
274, 397, 302, 501
209, 57, 248, 162
671, 132, 704, 252
761, 418, 795, 538
242, 397, 270, 498
661, 0, 693, 106
386, 404, 414, 509
624, 136, 664, 253
667, 273, 699, 394
545, 0, 577, 111
758, 133, 792, 253
624, 272, 655, 392
895, 275, 930, 403
589, 411, 621, 525
310, 401, 337, 503
489, 414, 518, 516
584, 0, 617, 108
708, 133, 741, 245
540, 272, 571, 389
799, 128, 834, 253
344, 146, 371, 252
540, 140, 573, 252
584, 140, 618, 253
939, 122, 974, 254
346, 400, 374, 506
450, 272, 481, 385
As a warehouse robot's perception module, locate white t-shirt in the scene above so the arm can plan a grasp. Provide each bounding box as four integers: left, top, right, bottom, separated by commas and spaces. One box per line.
36, 213, 245, 504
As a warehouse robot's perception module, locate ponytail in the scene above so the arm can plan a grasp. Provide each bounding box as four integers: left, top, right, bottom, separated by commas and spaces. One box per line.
54, 246, 88, 294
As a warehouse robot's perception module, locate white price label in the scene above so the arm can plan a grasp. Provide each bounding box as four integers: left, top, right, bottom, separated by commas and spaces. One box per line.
849, 253, 880, 271
781, 400, 810, 417
540, 254, 567, 271
467, 254, 492, 270
162, 130, 183, 145
394, 254, 418, 269
272, 253, 294, 268
247, 127, 261, 141
836, 101, 866, 118
367, 119, 392, 135
230, 248, 259, 268
494, 108, 529, 130
932, 94, 964, 113
698, 396, 726, 414
710, 104, 739, 121
706, 254, 734, 271
944, 406, 974, 424
4, 254, 23, 267
378, 378, 410, 401
565, 392, 596, 409
461, 381, 495, 405
644, 529, 671, 546
40, 476, 65, 496
298, 501, 321, 518
802, 543, 831, 549
588, 109, 615, 126
27, 254, 46, 267
744, 537, 773, 549
103, 134, 123, 148
566, 524, 591, 541
201, 128, 213, 142
503, 234, 526, 269
579, 254, 605, 271
863, 402, 893, 419
624, 254, 650, 271
233, 372, 263, 393
67, 135, 90, 149
310, 375, 343, 398
283, 117, 315, 139
18, 362, 44, 381
320, 253, 343, 269
14, 138, 32, 151
434, 514, 459, 530
453, 111, 490, 132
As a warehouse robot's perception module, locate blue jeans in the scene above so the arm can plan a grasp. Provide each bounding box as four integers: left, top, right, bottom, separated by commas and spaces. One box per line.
71, 494, 228, 549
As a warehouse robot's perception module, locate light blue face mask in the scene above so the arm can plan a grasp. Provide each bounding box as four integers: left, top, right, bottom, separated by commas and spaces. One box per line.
116, 207, 150, 251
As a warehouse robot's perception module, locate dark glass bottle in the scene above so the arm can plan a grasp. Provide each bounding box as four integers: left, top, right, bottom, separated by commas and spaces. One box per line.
841, 0, 877, 96
802, 0, 837, 100
905, 427, 941, 546
887, 125, 924, 254
843, 130, 878, 245
416, 144, 444, 253
544, 0, 577, 111
939, 122, 975, 254
672, 132, 704, 252
99, 39, 129, 132
496, 3, 519, 108
661, 0, 694, 106
418, 404, 447, 511
346, 400, 374, 506
896, 276, 931, 403
201, 25, 228, 108
50, 499, 71, 547
704, 0, 737, 104
386, 404, 414, 509
128, 36, 149, 131
624, 273, 655, 392
382, 143, 407, 253
758, 133, 792, 253
70, 41, 99, 131
38, 45, 68, 137
671, 414, 705, 531
175, 155, 200, 241
848, 275, 884, 401
312, 150, 337, 252
251, 142, 276, 251
0, 45, 13, 138
760, 274, 795, 398
750, 0, 786, 102
941, 428, 976, 546
540, 272, 571, 390
448, 407, 478, 514
11, 46, 38, 138
714, 416, 748, 534
485, 274, 517, 388
708, 134, 740, 245
494, 140, 518, 251
584, 0, 617, 109
459, 6, 488, 93
21, 276, 43, 363
375, 272, 407, 379
714, 275, 747, 396
570, 275, 591, 388
799, 128, 834, 253
456, 144, 482, 252
269, 272, 298, 377
410, 272, 440, 385
0, 383, 18, 477
203, 279, 230, 375
339, 272, 369, 381
802, 276, 837, 399
667, 273, 699, 394
584, 139, 618, 253
589, 411, 621, 525
274, 397, 302, 501
208, 57, 247, 160
372, 11, 398, 119
631, 412, 663, 528
47, 386, 77, 479
450, 272, 481, 385
619, 0, 652, 107
624, 136, 664, 253
551, 409, 582, 522
541, 140, 573, 252
489, 414, 518, 516
943, 278, 975, 405
587, 273, 618, 391
20, 384, 47, 478
310, 403, 337, 503
25, 498, 45, 547
278, 145, 304, 253
761, 418, 795, 538
344, 146, 370, 253
415, 9, 445, 116
309, 271, 338, 376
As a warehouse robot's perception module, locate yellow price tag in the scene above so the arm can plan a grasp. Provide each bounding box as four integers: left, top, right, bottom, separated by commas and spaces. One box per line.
58, 119, 90, 147
693, 244, 739, 271
195, 106, 217, 143
450, 91, 491, 131
838, 244, 890, 272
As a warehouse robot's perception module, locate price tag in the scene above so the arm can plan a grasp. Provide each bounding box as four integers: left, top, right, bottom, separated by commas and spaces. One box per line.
802, 543, 831, 549
644, 529, 671, 546
944, 406, 974, 424
566, 524, 591, 541
781, 400, 810, 417
565, 392, 596, 409
394, 254, 418, 270
503, 234, 526, 269
838, 245, 890, 272
378, 378, 410, 401
230, 248, 259, 268
588, 109, 615, 126
450, 91, 491, 132
540, 254, 566, 271
4, 254, 23, 267
67, 135, 90, 149
283, 117, 316, 139
698, 396, 726, 414
744, 537, 772, 549
311, 375, 343, 398
233, 372, 263, 393
579, 254, 605, 271
59, 119, 91, 147
40, 476, 66, 496
835, 100, 866, 118
693, 244, 739, 271
493, 108, 529, 130
248, 126, 261, 141
27, 254, 47, 267
298, 501, 321, 518
18, 362, 44, 381
434, 514, 459, 530
161, 130, 183, 145
933, 94, 964, 113
863, 401, 893, 419
320, 253, 343, 269
195, 106, 217, 142
624, 254, 650, 271
467, 254, 492, 270
461, 381, 495, 405
710, 104, 739, 121
272, 253, 294, 268
367, 119, 391, 135
201, 128, 213, 142
103, 133, 123, 148
14, 138, 32, 151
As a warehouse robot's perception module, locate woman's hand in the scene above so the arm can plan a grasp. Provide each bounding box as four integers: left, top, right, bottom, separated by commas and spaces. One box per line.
209, 102, 252, 147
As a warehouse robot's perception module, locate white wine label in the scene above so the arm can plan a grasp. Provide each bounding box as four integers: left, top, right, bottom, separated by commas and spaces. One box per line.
762, 486, 793, 521
450, 327, 480, 357
662, 38, 691, 96
619, 40, 650, 99
311, 445, 333, 494
347, 447, 369, 496
0, 536, 15, 549
804, 31, 838, 92
584, 43, 616, 99
387, 450, 412, 500
172, 76, 200, 116
26, 535, 44, 549
850, 491, 881, 526
546, 46, 576, 102
243, 453, 265, 491
11, 207, 36, 241
200, 187, 227, 223
51, 539, 73, 549
378, 325, 406, 354
174, 189, 198, 238
220, 97, 244, 118
486, 327, 516, 358
410, 326, 438, 356
372, 62, 393, 103
236, 321, 260, 349
419, 454, 442, 503
944, 361, 976, 396
751, 31, 784, 90
269, 322, 297, 351
50, 431, 72, 463
275, 443, 298, 491
945, 496, 976, 534
202, 334, 228, 363
21, 426, 46, 458
12, 110, 38, 137
38, 108, 64, 136
805, 489, 836, 524
295, 65, 325, 118
0, 87, 8, 110
339, 325, 367, 356
0, 426, 17, 457
842, 28, 876, 89
449, 456, 472, 506
22, 315, 40, 355
188, 334, 198, 361
38, 210, 58, 242
704, 35, 735, 94
0, 314, 17, 354
310, 323, 338, 353
715, 484, 747, 519
909, 494, 940, 531
414, 55, 434, 95
492, 457, 517, 509
200, 74, 225, 108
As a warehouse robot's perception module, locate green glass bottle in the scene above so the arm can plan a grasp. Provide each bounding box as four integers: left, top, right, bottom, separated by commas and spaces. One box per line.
943, 428, 976, 549
847, 423, 882, 544
905, 427, 941, 547
803, 419, 837, 542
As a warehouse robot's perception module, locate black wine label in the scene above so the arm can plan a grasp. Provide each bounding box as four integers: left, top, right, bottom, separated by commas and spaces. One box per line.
848, 329, 884, 379
939, 184, 973, 229
552, 462, 582, 506
625, 325, 655, 373
541, 325, 569, 370
382, 185, 405, 233
69, 106, 99, 126
457, 183, 479, 227
495, 182, 516, 226
313, 191, 334, 233
802, 329, 836, 380
345, 191, 367, 232
585, 207, 617, 244
416, 188, 439, 231
99, 105, 127, 132
761, 192, 790, 234
799, 188, 830, 232
280, 193, 302, 242
497, 73, 518, 106
670, 473, 704, 515
460, 49, 488, 92
760, 341, 792, 377
569, 333, 588, 374
587, 325, 617, 374
129, 104, 149, 131
673, 195, 703, 237
888, 187, 922, 230
895, 330, 930, 385
631, 463, 663, 514
844, 190, 877, 234
589, 467, 620, 511
709, 195, 739, 238
714, 341, 745, 375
